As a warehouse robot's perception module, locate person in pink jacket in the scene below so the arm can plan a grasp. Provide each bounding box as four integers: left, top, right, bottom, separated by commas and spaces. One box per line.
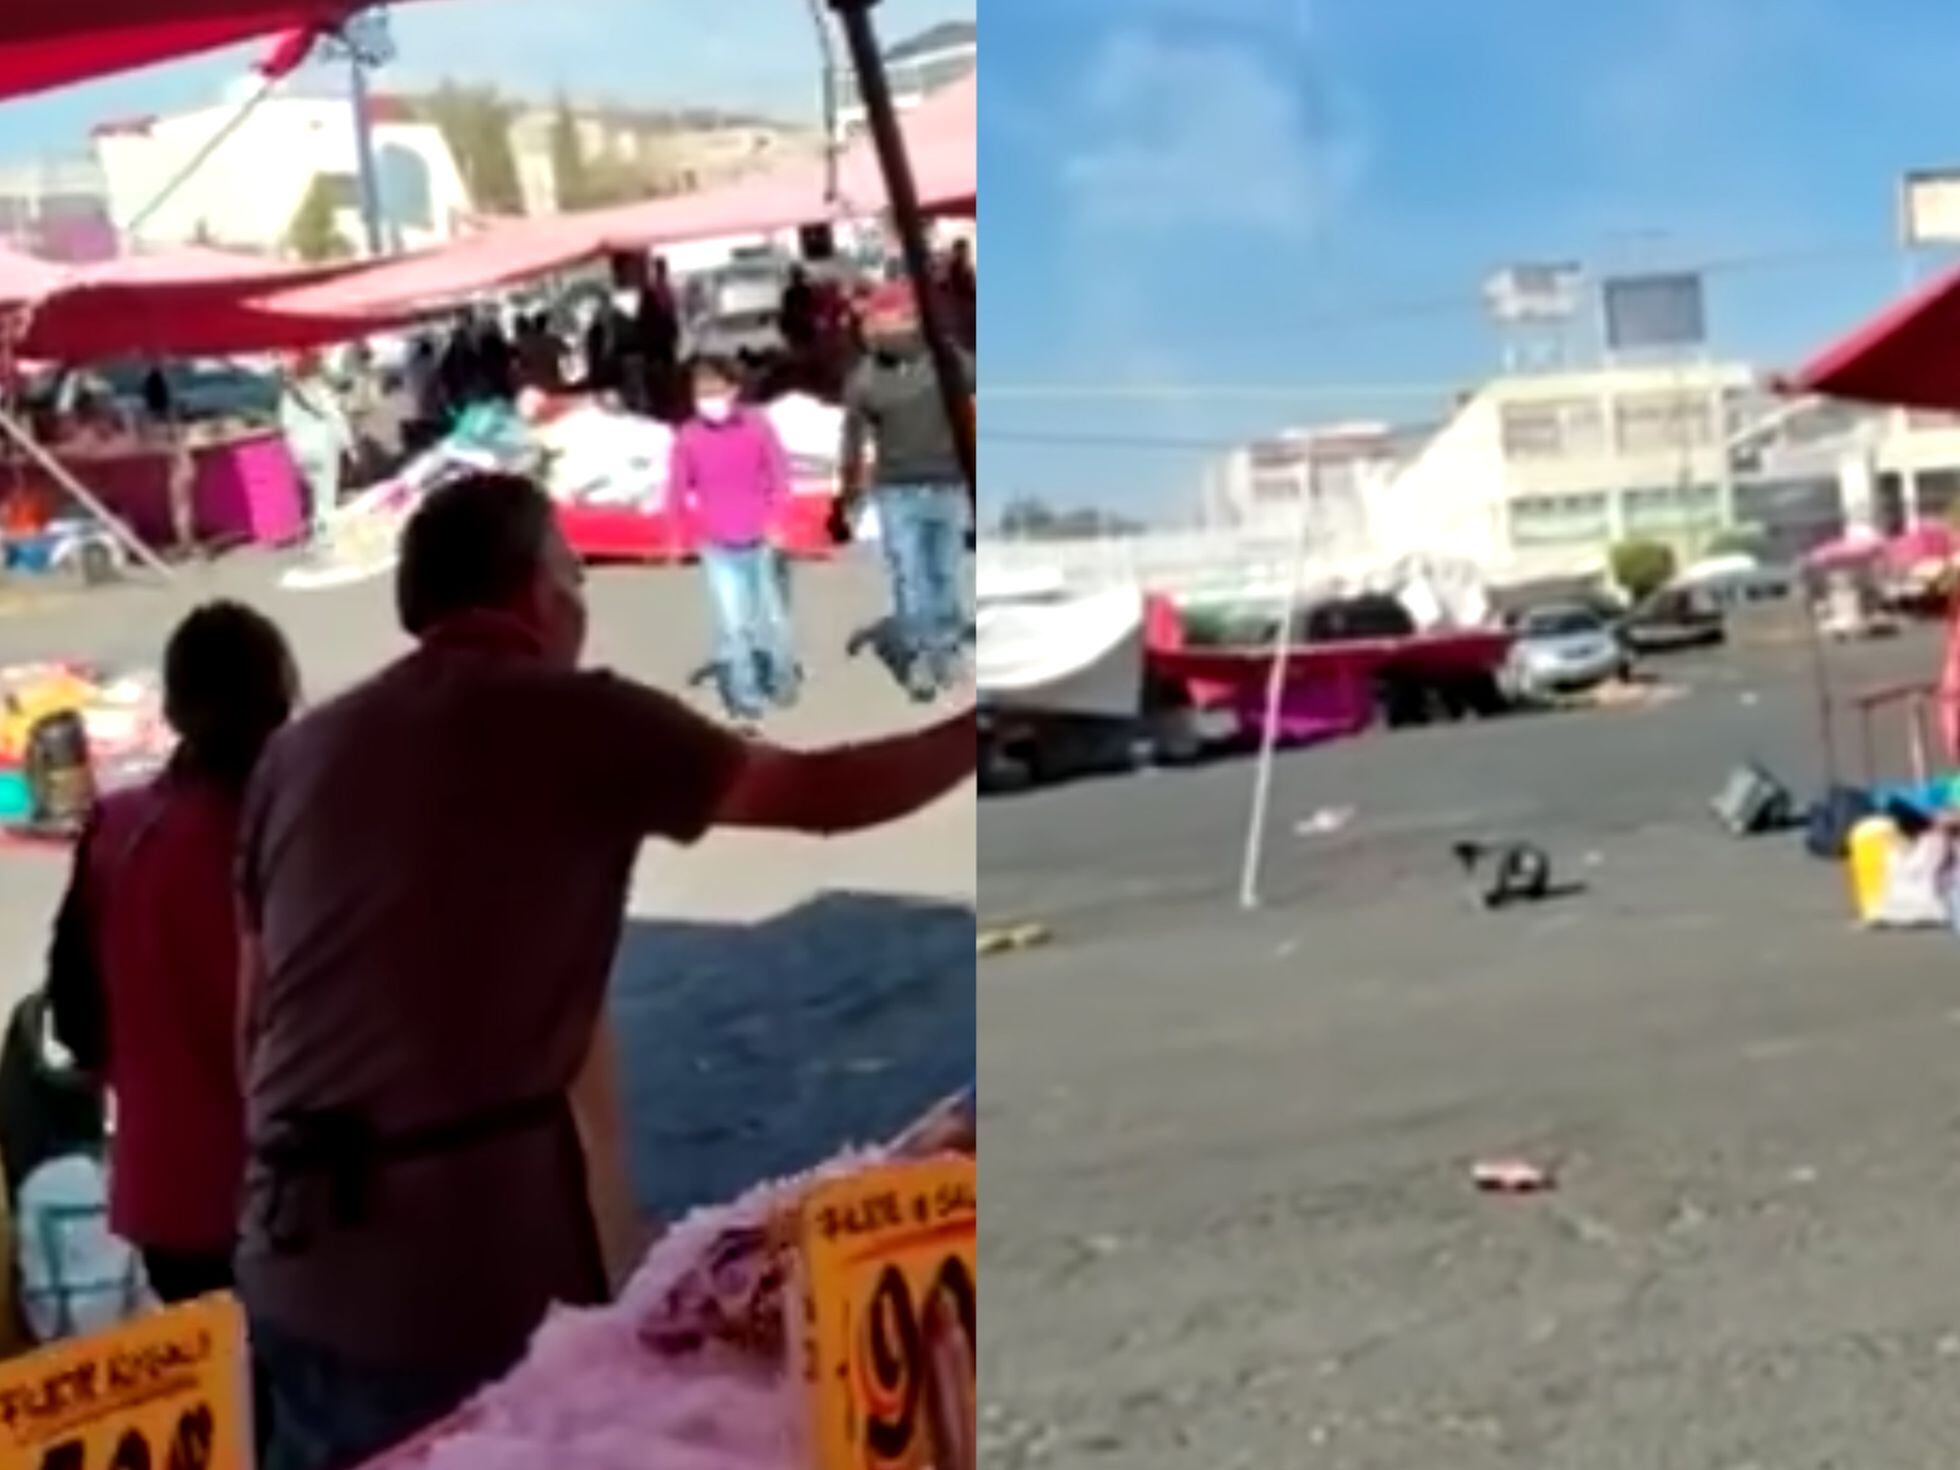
668, 357, 802, 725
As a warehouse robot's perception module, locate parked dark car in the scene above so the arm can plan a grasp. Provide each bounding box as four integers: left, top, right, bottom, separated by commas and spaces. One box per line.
1301, 593, 1417, 644
35, 359, 280, 425
1620, 584, 1728, 654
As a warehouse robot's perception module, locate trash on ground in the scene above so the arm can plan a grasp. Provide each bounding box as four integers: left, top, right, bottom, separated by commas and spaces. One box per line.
1296, 806, 1356, 837
1584, 679, 1687, 712
1472, 1158, 1556, 1194
978, 922, 1054, 959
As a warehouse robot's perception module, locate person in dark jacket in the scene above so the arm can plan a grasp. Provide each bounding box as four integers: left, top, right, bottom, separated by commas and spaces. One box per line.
840, 281, 974, 701
48, 602, 299, 1304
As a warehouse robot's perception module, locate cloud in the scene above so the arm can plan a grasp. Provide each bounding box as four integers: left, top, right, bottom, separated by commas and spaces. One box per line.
1588, 0, 1829, 156
1058, 28, 1364, 241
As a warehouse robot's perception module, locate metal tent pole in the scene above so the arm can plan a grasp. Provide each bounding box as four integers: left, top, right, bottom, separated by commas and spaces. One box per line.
1238, 494, 1315, 910
826, 0, 977, 500
0, 409, 174, 581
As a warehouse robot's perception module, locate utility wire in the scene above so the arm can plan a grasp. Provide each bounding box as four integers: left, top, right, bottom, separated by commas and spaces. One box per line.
982, 239, 1904, 403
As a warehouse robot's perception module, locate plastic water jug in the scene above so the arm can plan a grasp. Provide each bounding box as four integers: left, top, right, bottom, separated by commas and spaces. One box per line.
1847, 816, 1901, 925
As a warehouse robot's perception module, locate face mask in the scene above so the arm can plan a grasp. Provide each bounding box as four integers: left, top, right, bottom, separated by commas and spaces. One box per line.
612, 289, 641, 317
697, 394, 734, 422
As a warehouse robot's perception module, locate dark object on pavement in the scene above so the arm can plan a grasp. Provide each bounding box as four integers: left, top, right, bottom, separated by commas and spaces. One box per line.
1453, 840, 1554, 909
1712, 761, 1796, 837
1805, 784, 1875, 860
1620, 585, 1727, 655
23, 711, 94, 836
1303, 594, 1416, 645
0, 991, 104, 1202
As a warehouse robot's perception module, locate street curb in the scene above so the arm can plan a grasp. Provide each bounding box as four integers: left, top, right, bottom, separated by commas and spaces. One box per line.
977, 923, 1052, 959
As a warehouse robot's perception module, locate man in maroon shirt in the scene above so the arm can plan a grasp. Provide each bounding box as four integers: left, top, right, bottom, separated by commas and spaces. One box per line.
236, 472, 973, 1470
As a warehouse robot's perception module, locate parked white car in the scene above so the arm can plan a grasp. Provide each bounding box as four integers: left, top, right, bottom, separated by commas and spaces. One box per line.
1506, 604, 1630, 699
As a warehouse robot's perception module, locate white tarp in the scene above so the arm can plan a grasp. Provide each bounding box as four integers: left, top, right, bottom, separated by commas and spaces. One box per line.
282, 393, 849, 592
977, 585, 1146, 720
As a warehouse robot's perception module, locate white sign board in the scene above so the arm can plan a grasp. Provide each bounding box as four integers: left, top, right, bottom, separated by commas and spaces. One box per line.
1902, 170, 1960, 247
1483, 263, 1584, 324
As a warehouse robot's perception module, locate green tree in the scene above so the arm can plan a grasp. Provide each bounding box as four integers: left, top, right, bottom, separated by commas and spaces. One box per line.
420, 82, 523, 215
1704, 524, 1768, 560
1610, 538, 1679, 602
288, 176, 353, 263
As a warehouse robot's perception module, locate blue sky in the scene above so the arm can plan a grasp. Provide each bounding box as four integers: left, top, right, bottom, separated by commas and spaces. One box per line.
0, 0, 968, 145
983, 0, 1960, 518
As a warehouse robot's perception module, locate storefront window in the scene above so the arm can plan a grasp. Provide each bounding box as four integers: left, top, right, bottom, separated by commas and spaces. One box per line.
1509, 492, 1610, 546
1620, 483, 1721, 534
1614, 392, 1714, 455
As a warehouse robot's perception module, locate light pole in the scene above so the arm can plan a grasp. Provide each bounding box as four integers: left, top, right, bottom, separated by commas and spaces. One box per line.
803, 0, 843, 204
323, 7, 398, 257
825, 0, 976, 501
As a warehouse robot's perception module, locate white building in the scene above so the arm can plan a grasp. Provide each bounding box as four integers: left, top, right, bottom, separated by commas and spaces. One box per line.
980, 362, 1960, 606
92, 80, 473, 256
1203, 362, 1960, 582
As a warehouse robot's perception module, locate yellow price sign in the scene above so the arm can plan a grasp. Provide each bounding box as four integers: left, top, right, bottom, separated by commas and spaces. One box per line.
0, 1296, 251, 1470
794, 1157, 977, 1470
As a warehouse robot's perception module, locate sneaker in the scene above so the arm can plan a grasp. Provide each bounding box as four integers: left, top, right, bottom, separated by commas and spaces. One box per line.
902, 660, 941, 705
769, 663, 805, 710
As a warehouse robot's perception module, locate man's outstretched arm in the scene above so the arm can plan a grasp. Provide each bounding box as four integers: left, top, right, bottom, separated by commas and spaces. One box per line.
716, 712, 973, 836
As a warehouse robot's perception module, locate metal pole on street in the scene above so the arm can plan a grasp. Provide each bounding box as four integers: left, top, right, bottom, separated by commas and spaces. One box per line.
348, 50, 386, 256
1238, 491, 1316, 910
826, 0, 977, 501
804, 0, 843, 204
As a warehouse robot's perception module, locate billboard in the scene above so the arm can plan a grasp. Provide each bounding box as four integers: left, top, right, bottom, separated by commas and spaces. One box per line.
1483, 262, 1584, 324
1902, 169, 1960, 247
1602, 272, 1706, 352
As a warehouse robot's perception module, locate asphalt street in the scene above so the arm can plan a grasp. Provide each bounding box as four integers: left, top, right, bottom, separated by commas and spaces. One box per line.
979, 628, 1960, 1469
0, 550, 975, 1220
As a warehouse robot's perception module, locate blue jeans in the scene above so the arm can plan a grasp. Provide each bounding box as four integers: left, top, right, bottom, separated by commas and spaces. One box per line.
875, 485, 970, 694
700, 543, 799, 721
254, 1318, 497, 1470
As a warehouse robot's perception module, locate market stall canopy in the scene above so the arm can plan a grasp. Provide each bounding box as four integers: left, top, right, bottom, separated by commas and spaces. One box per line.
268, 71, 979, 321
0, 247, 71, 308
1787, 261, 1960, 413
14, 246, 397, 360
838, 69, 976, 214
0, 2, 434, 102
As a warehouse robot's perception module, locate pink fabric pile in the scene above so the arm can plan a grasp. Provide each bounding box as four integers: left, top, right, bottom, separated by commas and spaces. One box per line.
364, 1150, 886, 1470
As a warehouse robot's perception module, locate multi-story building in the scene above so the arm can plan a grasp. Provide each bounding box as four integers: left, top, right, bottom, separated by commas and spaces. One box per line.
837, 19, 976, 136
92, 80, 473, 256
1201, 362, 1960, 583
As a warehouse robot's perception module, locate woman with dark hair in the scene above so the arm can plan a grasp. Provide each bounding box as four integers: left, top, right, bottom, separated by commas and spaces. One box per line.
48, 601, 299, 1303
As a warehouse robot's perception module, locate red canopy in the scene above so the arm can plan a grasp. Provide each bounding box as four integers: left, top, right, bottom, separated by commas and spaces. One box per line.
12, 247, 395, 360
1788, 261, 1960, 412
0, 2, 420, 102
